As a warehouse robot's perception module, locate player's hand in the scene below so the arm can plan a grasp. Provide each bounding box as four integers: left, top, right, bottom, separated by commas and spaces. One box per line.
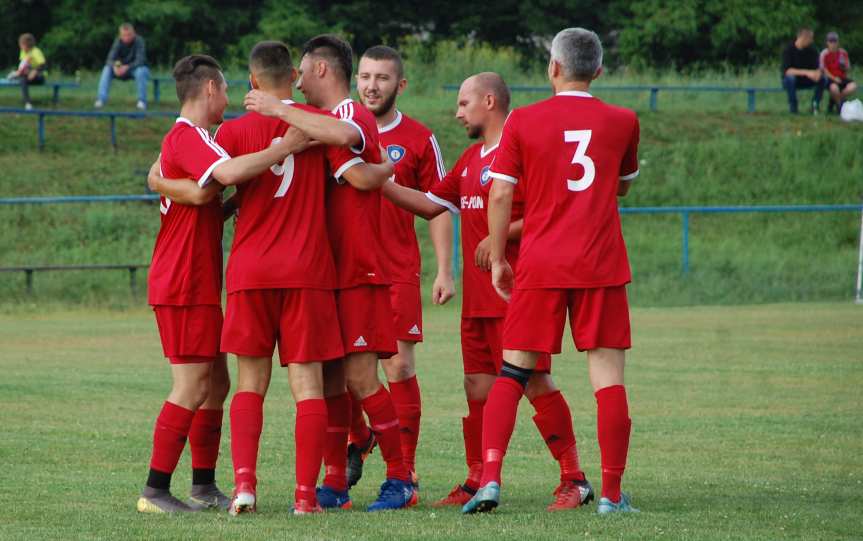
244, 89, 285, 117
378, 143, 396, 181
280, 126, 318, 155
491, 259, 514, 302
474, 236, 492, 272
432, 272, 456, 305
146, 156, 161, 193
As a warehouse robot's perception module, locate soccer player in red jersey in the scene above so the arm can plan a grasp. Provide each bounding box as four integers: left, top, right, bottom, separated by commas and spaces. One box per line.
244, 34, 415, 511
463, 28, 641, 515
379, 72, 593, 511
344, 44, 456, 490
139, 54, 299, 514
149, 42, 393, 515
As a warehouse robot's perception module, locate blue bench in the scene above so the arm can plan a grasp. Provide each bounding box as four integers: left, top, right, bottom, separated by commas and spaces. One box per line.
0, 107, 242, 150
0, 80, 80, 105
0, 264, 148, 295
442, 84, 785, 112
152, 77, 252, 103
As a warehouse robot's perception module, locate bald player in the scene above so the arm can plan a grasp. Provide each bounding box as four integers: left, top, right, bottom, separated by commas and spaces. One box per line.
380, 72, 593, 511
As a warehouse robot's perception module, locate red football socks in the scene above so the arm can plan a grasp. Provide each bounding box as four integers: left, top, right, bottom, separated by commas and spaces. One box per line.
230, 392, 264, 490
148, 401, 195, 482
295, 398, 328, 505
530, 390, 585, 482
388, 376, 421, 472
347, 392, 371, 446
363, 385, 410, 482
479, 377, 525, 487
189, 408, 223, 471
462, 399, 485, 490
595, 385, 631, 502
323, 393, 351, 492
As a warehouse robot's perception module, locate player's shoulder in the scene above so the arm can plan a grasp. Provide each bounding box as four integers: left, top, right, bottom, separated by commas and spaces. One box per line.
397, 112, 434, 137
460, 142, 485, 163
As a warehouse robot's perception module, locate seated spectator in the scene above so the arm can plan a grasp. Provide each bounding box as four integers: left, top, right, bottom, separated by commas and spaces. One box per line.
820, 32, 856, 114
781, 27, 827, 114
94, 22, 150, 110
5, 33, 46, 111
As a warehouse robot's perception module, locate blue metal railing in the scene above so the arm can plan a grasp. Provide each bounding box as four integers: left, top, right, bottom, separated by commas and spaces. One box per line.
2, 197, 859, 276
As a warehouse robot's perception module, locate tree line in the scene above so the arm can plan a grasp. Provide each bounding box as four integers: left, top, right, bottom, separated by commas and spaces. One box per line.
3, 0, 861, 73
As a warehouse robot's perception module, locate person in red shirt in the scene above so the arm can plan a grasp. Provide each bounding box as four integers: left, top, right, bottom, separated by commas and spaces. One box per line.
343, 44, 456, 490
244, 34, 415, 512
139, 54, 299, 514
463, 28, 641, 515
820, 32, 857, 114
148, 42, 393, 516
380, 72, 592, 511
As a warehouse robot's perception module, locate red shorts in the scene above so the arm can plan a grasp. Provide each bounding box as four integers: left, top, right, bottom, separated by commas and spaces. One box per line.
153, 304, 222, 364
503, 286, 631, 354
390, 282, 423, 342
336, 285, 398, 358
461, 317, 551, 375
221, 289, 344, 365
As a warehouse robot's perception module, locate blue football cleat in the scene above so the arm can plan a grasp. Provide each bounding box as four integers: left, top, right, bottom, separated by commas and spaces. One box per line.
316, 485, 352, 510
597, 492, 640, 514
367, 479, 415, 512
461, 481, 500, 514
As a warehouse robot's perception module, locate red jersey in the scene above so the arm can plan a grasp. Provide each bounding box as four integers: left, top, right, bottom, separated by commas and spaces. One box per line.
428, 143, 523, 318
148, 117, 228, 306
214, 101, 338, 293
820, 48, 851, 79
378, 111, 446, 285
489, 91, 639, 289
326, 98, 389, 289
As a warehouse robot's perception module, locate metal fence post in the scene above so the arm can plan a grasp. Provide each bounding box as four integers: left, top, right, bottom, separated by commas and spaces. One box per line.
52, 85, 60, 105
38, 113, 46, 150
129, 266, 137, 295
110, 115, 117, 150
154, 79, 161, 104
25, 269, 34, 294
649, 88, 659, 111
681, 211, 690, 274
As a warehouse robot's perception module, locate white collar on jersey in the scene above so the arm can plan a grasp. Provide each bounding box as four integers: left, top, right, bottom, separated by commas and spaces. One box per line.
480, 142, 499, 158
281, 99, 295, 105
175, 117, 196, 127
379, 110, 403, 133
557, 90, 593, 98
331, 97, 353, 114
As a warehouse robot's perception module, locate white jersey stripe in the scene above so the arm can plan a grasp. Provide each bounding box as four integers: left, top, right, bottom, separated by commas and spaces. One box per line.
429, 135, 446, 180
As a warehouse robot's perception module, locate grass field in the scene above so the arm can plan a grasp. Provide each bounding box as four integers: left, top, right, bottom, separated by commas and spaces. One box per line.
0, 302, 861, 540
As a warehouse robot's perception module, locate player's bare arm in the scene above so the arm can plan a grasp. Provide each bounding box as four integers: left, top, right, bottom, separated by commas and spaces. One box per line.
429, 214, 456, 305
487, 179, 515, 301
340, 160, 394, 191
244, 89, 359, 148
211, 136, 301, 186
381, 180, 448, 220
475, 218, 523, 272
147, 158, 221, 206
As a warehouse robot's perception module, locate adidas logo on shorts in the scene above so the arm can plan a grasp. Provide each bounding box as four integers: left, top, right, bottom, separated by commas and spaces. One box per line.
408, 324, 421, 335
353, 336, 368, 347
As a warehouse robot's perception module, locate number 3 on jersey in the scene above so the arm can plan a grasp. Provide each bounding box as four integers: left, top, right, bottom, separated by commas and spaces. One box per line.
564, 129, 595, 192
269, 137, 295, 198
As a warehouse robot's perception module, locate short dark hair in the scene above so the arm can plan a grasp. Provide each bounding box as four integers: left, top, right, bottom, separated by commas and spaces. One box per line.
18, 33, 36, 47
797, 26, 813, 37
250, 41, 293, 86
172, 54, 222, 103
361, 45, 404, 79
302, 34, 353, 84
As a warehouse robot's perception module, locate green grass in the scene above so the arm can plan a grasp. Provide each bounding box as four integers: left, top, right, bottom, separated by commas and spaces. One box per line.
0, 302, 860, 540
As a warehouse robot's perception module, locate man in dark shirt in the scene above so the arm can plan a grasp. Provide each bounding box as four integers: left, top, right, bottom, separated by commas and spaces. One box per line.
95, 23, 150, 110
781, 27, 827, 114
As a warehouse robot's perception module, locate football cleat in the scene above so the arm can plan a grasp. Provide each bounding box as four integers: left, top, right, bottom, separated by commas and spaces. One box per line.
597, 492, 640, 515
316, 485, 352, 510
136, 489, 195, 513
228, 483, 257, 516
346, 432, 377, 488
433, 484, 476, 507
367, 479, 415, 512
290, 500, 324, 515
187, 483, 231, 511
547, 479, 594, 511
461, 481, 500, 514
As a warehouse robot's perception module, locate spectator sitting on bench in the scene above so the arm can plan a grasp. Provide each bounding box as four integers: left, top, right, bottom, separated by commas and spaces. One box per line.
820, 31, 856, 115
5, 33, 45, 111
94, 22, 150, 110
781, 27, 827, 114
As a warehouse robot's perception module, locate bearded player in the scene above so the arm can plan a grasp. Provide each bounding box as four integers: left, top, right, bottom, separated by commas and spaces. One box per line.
380, 72, 593, 511
344, 44, 455, 491
463, 28, 640, 515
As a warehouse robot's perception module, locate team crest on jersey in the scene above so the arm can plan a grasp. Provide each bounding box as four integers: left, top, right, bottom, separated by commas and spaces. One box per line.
387, 145, 406, 164
480, 165, 492, 185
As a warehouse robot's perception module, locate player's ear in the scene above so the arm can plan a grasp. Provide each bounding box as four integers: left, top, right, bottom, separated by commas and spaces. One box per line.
249, 72, 259, 90
398, 78, 408, 95
593, 66, 603, 81
290, 67, 298, 84
317, 60, 327, 79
